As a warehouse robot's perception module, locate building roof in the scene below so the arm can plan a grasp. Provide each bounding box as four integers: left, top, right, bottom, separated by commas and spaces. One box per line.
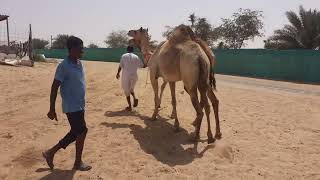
0, 15, 9, 22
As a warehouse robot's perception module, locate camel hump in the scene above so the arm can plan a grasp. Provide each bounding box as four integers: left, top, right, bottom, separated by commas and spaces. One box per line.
194, 39, 215, 66
181, 25, 217, 90
173, 25, 215, 66
169, 24, 217, 90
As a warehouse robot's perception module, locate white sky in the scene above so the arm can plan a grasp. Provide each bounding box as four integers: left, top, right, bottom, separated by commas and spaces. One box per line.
1, 0, 319, 48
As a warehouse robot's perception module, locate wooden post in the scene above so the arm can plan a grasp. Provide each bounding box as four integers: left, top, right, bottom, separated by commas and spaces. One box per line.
28, 24, 33, 61
6, 18, 9, 47
19, 41, 22, 57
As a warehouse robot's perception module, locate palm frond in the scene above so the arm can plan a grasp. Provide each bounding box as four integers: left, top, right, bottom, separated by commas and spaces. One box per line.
265, 5, 320, 49
286, 11, 302, 31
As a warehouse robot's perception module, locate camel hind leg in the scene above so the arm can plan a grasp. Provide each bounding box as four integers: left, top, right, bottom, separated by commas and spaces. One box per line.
197, 84, 215, 144
207, 88, 222, 139
188, 87, 204, 141
169, 82, 179, 132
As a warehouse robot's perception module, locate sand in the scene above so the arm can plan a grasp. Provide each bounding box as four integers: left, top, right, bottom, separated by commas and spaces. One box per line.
0, 61, 319, 180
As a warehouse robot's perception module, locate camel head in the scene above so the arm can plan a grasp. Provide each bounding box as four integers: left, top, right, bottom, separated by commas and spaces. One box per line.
128, 27, 149, 48
128, 27, 149, 41
128, 27, 152, 64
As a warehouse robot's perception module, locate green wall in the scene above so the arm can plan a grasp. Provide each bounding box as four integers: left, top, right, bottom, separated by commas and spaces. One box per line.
35, 48, 320, 83
212, 49, 320, 83
35, 48, 142, 62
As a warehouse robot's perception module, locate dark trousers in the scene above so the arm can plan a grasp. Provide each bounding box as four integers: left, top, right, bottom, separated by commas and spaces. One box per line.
59, 110, 87, 149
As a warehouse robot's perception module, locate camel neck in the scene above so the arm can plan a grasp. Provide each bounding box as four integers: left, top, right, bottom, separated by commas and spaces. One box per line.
140, 38, 152, 55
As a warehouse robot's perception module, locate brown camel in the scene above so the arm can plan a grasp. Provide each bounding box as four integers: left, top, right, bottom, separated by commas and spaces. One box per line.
128, 38, 169, 110
128, 25, 221, 143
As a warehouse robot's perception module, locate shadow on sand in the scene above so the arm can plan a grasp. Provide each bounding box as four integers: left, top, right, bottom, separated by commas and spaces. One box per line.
36, 168, 76, 180
102, 109, 215, 166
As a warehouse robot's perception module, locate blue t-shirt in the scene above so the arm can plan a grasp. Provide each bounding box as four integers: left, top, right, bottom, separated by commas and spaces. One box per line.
54, 58, 86, 113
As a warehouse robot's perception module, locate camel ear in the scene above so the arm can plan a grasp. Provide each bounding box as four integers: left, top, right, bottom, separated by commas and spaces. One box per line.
146, 28, 148, 32
140, 27, 143, 32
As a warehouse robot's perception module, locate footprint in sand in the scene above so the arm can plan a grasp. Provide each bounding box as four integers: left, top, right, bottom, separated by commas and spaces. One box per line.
2, 133, 13, 139
12, 147, 42, 168
115, 92, 123, 96
213, 141, 234, 162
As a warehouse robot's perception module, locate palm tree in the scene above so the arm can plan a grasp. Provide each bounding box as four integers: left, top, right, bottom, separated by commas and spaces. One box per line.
265, 6, 320, 50
188, 13, 196, 29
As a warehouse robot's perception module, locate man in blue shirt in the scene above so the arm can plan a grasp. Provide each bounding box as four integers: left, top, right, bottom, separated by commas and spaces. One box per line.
42, 36, 91, 171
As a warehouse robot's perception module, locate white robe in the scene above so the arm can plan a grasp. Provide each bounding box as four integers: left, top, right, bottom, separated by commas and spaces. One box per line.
120, 53, 143, 96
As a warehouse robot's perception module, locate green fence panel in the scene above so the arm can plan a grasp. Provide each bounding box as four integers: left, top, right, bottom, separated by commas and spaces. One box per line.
212, 49, 320, 83
35, 48, 142, 62
35, 48, 320, 83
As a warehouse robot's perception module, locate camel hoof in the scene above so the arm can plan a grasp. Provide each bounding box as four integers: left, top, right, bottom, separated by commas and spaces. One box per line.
174, 127, 180, 133
173, 124, 180, 133
215, 132, 222, 139
192, 120, 198, 127
151, 115, 157, 121
207, 137, 216, 144
189, 133, 200, 142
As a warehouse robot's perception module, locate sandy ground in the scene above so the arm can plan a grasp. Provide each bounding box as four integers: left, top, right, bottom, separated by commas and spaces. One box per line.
0, 61, 319, 180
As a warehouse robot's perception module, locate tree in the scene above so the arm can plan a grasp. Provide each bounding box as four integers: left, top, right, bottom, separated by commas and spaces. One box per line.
52, 34, 70, 49
194, 17, 218, 46
104, 30, 129, 48
32, 38, 49, 49
149, 39, 159, 50
217, 42, 229, 49
162, 14, 218, 47
216, 9, 264, 49
162, 26, 175, 39
265, 6, 320, 50
87, 43, 99, 48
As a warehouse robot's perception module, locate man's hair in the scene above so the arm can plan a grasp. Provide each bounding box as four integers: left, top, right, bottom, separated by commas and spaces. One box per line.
67, 36, 83, 51
127, 46, 134, 53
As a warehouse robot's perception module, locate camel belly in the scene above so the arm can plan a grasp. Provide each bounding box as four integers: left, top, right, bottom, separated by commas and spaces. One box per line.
157, 44, 182, 82
160, 72, 181, 82
158, 59, 181, 82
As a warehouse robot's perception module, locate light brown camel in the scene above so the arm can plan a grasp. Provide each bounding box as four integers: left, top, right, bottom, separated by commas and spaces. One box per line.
128, 39, 169, 111
128, 25, 221, 143
128, 27, 217, 109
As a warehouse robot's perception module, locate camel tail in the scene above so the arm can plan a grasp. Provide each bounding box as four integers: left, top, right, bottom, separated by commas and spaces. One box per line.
195, 39, 217, 91
186, 32, 217, 91
211, 70, 217, 91
197, 55, 210, 90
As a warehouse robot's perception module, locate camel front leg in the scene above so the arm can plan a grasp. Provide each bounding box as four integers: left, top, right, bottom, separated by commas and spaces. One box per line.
158, 80, 167, 108
169, 82, 179, 132
150, 76, 160, 120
